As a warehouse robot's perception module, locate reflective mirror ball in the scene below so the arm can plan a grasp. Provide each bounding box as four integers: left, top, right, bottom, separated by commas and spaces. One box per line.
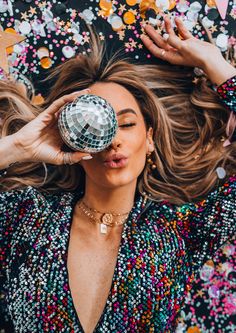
58, 94, 118, 153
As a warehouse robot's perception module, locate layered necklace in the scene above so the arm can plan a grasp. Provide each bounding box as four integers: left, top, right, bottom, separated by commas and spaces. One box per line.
77, 200, 131, 234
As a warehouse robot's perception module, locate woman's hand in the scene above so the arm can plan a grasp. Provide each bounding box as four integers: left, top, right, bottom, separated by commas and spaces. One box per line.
141, 16, 221, 68
11, 90, 92, 166
141, 16, 236, 85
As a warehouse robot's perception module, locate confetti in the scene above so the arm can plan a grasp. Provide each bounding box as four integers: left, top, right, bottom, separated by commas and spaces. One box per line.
0, 0, 234, 95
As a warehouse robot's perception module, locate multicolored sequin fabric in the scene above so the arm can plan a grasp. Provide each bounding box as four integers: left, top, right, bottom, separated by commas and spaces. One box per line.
0, 77, 235, 333
217, 76, 236, 112
217, 75, 236, 144
0, 180, 235, 333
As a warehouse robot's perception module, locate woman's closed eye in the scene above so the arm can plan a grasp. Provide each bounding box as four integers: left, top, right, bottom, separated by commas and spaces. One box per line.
119, 123, 136, 128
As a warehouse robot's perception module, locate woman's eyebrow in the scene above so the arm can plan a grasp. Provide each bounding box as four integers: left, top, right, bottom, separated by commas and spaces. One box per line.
117, 108, 137, 116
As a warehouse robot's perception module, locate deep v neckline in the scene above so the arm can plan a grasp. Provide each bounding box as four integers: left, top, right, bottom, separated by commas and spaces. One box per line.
62, 190, 145, 333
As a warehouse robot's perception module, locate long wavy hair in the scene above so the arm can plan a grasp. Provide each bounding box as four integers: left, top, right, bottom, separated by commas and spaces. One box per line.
0, 34, 235, 204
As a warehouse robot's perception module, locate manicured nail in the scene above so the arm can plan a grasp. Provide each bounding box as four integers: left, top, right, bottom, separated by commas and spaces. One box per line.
82, 155, 93, 160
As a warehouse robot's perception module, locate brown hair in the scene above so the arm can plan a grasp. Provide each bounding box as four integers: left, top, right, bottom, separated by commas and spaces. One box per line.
0, 35, 235, 204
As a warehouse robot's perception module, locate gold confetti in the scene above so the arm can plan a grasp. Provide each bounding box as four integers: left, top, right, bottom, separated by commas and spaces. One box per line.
32, 94, 45, 105
168, 0, 176, 10
126, 0, 138, 6
123, 11, 136, 24
40, 57, 52, 69
139, 0, 158, 18
206, 0, 216, 7
99, 0, 112, 11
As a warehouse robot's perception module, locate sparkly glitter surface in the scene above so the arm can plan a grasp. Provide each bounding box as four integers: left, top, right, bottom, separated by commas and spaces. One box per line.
217, 76, 236, 113
217, 75, 236, 144
58, 94, 118, 152
0, 176, 235, 332
0, 0, 235, 95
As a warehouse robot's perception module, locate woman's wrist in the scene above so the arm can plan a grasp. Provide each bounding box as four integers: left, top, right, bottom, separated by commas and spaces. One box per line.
202, 55, 236, 86
0, 134, 28, 169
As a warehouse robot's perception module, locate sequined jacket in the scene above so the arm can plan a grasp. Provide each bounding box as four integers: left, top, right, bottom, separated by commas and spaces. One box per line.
0, 77, 235, 333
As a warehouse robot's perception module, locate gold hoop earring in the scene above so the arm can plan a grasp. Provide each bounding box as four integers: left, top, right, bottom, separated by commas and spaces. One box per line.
146, 152, 157, 172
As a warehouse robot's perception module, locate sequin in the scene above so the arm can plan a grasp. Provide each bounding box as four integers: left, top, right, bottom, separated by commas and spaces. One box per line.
217, 75, 236, 144
217, 76, 236, 112
0, 179, 235, 332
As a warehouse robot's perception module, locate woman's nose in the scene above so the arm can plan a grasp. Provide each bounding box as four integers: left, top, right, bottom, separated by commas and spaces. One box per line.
106, 134, 122, 151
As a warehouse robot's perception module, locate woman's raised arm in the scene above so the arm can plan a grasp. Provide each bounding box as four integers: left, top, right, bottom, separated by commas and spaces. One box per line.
141, 16, 236, 86
0, 89, 92, 172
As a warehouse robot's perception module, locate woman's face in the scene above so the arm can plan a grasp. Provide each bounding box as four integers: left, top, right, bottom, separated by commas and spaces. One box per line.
79, 82, 154, 190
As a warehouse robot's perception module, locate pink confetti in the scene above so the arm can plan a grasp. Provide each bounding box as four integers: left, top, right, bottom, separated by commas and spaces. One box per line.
215, 0, 229, 20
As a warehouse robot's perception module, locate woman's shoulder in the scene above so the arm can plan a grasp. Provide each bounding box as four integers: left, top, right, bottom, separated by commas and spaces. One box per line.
147, 174, 236, 217
0, 186, 34, 213
0, 185, 33, 199
176, 174, 236, 215
0, 185, 76, 217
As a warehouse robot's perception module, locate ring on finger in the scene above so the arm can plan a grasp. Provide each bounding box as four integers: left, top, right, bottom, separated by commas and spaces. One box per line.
63, 153, 68, 165
63, 152, 74, 165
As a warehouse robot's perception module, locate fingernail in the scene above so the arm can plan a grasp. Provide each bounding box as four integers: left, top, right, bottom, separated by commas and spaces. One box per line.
82, 155, 93, 160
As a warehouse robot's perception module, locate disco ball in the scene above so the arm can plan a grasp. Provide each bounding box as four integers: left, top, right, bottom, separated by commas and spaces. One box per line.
58, 94, 118, 153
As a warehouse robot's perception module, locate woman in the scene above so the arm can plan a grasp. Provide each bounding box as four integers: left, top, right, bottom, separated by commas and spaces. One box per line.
0, 17, 235, 333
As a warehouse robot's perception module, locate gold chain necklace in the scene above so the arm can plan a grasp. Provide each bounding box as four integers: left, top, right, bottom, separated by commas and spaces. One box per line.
77, 200, 130, 234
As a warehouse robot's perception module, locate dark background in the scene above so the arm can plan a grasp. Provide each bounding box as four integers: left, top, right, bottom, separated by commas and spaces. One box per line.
0, 0, 235, 98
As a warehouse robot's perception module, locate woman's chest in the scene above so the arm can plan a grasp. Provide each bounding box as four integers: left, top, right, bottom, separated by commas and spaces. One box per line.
6, 215, 192, 333
67, 225, 122, 333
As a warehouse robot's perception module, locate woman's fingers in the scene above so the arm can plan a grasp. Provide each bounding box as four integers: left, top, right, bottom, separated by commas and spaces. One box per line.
142, 15, 192, 56
141, 34, 168, 60
45, 89, 90, 116
163, 16, 193, 50
143, 24, 173, 51
56, 151, 93, 165
174, 17, 193, 40
163, 15, 175, 35
141, 34, 183, 64
162, 16, 183, 50
36, 89, 90, 127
